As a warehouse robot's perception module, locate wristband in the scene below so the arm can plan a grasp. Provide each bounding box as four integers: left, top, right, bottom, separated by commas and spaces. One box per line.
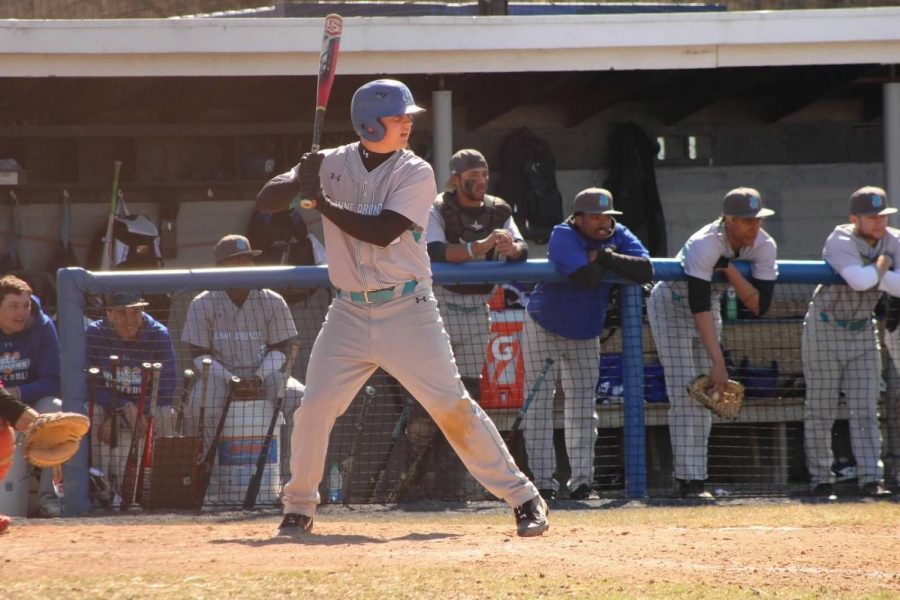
466, 241, 476, 259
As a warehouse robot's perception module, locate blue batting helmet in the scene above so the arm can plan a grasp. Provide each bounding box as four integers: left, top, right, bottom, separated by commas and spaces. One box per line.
351, 79, 425, 142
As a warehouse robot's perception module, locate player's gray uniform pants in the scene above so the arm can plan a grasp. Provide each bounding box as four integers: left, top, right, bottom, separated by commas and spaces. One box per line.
521, 311, 599, 491
647, 286, 721, 482
434, 288, 491, 382
802, 311, 883, 487
9, 397, 78, 514
282, 289, 538, 517
881, 325, 900, 486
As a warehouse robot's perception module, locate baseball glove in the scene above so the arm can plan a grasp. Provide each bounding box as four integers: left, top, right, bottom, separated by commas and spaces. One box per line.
687, 376, 745, 420
23, 412, 90, 468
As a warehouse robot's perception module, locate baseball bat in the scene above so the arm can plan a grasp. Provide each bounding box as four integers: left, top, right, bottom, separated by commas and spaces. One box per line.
137, 362, 162, 506
196, 375, 240, 505
508, 358, 555, 435
175, 368, 194, 437
342, 384, 376, 505
107, 354, 120, 504
367, 396, 413, 503
299, 13, 343, 209
242, 339, 300, 510
100, 160, 122, 271
197, 358, 212, 450
192, 357, 212, 502
86, 366, 101, 468
120, 362, 151, 511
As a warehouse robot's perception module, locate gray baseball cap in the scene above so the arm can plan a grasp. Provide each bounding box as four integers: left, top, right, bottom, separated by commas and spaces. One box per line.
573, 188, 622, 216
449, 149, 488, 176
214, 234, 261, 264
722, 187, 774, 218
850, 186, 897, 216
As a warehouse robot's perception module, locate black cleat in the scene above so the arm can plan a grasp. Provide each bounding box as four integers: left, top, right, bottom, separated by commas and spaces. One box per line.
811, 483, 835, 497
538, 488, 557, 501
859, 482, 892, 498
678, 479, 713, 499
569, 484, 599, 500
514, 495, 549, 537
276, 513, 314, 537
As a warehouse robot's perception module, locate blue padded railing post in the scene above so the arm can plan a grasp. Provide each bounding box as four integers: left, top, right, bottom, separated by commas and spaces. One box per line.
58, 267, 91, 516
620, 284, 646, 498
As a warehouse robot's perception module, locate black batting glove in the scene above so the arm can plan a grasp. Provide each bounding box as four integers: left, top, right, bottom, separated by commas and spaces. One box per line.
296, 152, 325, 203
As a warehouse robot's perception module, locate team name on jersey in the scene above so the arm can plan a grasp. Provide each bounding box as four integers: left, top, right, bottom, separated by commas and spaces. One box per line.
332, 200, 383, 216
214, 331, 263, 341
0, 352, 29, 380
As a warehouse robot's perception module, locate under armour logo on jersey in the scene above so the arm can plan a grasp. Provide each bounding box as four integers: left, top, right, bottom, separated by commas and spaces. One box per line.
415, 296, 428, 303
329, 173, 341, 182
468, 222, 484, 231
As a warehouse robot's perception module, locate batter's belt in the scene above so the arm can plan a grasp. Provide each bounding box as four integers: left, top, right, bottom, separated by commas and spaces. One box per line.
818, 311, 870, 331
337, 279, 419, 304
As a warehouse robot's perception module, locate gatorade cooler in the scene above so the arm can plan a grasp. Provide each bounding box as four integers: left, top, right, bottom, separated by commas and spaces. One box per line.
0, 432, 30, 517
212, 398, 282, 505
479, 309, 526, 409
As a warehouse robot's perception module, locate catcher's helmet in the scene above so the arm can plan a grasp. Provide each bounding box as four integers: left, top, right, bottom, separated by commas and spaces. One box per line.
351, 79, 425, 142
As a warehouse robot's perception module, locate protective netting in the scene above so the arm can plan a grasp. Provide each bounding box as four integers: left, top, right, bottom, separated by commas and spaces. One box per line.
56, 269, 900, 512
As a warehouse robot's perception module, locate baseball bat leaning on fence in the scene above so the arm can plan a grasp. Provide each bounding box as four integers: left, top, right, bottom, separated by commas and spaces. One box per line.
506, 358, 555, 439
196, 375, 240, 505
100, 160, 122, 271
106, 354, 120, 505
242, 339, 300, 510
137, 362, 162, 506
367, 397, 413, 503
148, 368, 200, 509
86, 367, 101, 469
190, 358, 213, 505
342, 384, 376, 505
299, 14, 343, 209
120, 362, 151, 511
174, 368, 194, 437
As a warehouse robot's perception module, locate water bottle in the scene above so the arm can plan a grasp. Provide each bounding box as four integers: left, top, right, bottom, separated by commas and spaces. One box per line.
725, 287, 738, 321
327, 463, 343, 503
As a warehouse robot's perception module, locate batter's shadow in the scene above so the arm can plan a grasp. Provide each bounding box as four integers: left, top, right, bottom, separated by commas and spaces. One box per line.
211, 531, 461, 547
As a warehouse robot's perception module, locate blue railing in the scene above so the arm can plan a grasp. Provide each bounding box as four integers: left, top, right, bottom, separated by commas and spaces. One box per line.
57, 259, 841, 514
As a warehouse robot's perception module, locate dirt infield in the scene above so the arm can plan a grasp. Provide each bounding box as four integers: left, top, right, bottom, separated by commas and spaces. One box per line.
4, 499, 900, 599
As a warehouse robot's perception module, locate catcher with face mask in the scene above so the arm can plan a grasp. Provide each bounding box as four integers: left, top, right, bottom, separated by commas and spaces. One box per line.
0, 386, 89, 532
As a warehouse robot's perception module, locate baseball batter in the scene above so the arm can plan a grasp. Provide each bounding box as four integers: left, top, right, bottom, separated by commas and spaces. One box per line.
181, 235, 305, 501
802, 186, 897, 497
255, 79, 548, 538
647, 188, 778, 498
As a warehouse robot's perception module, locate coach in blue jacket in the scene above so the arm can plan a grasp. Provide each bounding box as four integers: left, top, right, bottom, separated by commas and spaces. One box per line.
522, 188, 652, 501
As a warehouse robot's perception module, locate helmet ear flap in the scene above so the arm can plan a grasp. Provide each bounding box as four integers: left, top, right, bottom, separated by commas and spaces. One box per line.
357, 118, 386, 143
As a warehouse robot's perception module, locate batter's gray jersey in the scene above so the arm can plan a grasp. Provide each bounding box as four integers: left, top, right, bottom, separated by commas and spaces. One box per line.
810, 224, 900, 318
181, 289, 298, 373
655, 219, 779, 317
318, 143, 435, 291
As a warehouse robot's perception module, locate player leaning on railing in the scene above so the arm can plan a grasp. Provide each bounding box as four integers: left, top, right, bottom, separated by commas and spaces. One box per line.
802, 186, 897, 499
